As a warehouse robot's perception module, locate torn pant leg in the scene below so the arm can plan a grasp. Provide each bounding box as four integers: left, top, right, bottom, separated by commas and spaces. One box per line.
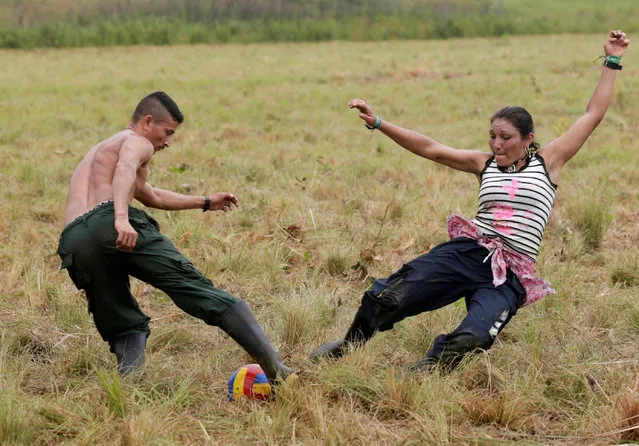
346, 250, 477, 345
311, 238, 493, 361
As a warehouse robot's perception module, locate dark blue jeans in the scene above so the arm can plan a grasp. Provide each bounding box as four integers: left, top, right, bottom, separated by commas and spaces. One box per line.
359, 237, 525, 366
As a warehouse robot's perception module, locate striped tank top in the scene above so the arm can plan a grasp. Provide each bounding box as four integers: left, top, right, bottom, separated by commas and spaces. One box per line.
473, 154, 557, 261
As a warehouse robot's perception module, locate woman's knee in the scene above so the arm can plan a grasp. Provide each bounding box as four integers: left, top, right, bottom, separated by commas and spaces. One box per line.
358, 289, 405, 332
446, 329, 494, 354
428, 329, 494, 371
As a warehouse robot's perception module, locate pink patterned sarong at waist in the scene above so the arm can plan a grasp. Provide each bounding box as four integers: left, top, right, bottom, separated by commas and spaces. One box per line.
446, 215, 555, 307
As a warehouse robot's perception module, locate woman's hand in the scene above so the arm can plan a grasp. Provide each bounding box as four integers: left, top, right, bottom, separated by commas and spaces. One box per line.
348, 99, 378, 128
604, 30, 630, 57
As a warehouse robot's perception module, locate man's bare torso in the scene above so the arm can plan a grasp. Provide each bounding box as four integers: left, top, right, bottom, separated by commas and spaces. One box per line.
63, 130, 149, 225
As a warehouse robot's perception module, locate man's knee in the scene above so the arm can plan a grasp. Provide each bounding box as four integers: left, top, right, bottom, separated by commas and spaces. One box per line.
192, 287, 240, 326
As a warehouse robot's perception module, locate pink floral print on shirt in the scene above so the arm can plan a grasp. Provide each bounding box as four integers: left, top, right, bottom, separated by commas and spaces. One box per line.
502, 178, 520, 199
492, 204, 515, 235
447, 214, 555, 307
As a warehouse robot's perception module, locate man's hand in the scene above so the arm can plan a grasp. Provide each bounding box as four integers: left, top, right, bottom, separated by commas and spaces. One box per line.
115, 218, 138, 252
208, 192, 239, 212
348, 99, 377, 128
604, 30, 630, 57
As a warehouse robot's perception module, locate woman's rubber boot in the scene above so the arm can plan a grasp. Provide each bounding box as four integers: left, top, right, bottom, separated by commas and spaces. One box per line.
218, 301, 293, 383
309, 306, 376, 362
408, 355, 440, 373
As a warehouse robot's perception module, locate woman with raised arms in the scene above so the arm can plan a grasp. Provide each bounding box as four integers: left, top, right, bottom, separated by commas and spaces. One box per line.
311, 30, 630, 371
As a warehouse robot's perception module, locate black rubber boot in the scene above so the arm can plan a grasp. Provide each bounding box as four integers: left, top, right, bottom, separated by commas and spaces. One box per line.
409, 352, 468, 373
218, 301, 293, 382
111, 331, 148, 375
309, 305, 377, 362
410, 332, 486, 373
408, 355, 440, 373
309, 339, 346, 361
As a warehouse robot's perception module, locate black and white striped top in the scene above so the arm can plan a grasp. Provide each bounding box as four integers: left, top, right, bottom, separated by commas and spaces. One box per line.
473, 154, 557, 261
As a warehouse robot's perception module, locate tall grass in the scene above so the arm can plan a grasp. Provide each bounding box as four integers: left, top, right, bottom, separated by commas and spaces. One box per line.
1, 0, 638, 48
610, 251, 639, 287
0, 386, 34, 445
0, 339, 34, 445
565, 192, 613, 250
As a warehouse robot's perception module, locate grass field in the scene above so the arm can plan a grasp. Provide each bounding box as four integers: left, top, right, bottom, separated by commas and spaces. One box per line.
1, 34, 639, 444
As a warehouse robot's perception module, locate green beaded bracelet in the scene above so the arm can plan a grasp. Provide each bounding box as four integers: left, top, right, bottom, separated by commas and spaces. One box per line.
365, 116, 382, 130
606, 55, 622, 65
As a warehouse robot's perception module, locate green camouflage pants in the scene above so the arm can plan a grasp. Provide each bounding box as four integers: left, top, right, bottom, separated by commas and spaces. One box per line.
57, 201, 238, 343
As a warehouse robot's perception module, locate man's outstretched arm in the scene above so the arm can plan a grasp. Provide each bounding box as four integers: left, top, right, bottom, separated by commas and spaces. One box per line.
135, 184, 239, 212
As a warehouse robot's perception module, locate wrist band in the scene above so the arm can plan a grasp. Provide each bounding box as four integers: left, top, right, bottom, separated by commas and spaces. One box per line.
203, 196, 211, 212
606, 55, 621, 64
365, 116, 382, 130
604, 55, 622, 70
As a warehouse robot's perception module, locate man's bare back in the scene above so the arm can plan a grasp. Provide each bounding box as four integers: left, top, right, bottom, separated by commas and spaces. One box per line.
64, 130, 148, 224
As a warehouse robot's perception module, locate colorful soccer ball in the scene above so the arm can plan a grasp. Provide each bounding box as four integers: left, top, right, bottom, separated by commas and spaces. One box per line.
228, 364, 271, 401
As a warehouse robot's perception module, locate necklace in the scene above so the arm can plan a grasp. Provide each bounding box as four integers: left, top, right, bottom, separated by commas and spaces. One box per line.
505, 153, 529, 173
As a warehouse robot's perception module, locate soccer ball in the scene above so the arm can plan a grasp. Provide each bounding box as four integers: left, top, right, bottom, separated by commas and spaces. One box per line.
227, 364, 271, 401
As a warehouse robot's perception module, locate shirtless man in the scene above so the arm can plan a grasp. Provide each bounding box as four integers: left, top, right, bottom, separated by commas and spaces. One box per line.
57, 91, 292, 380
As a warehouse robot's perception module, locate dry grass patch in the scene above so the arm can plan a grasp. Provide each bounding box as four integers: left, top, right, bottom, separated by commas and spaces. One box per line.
614, 392, 639, 442
564, 191, 613, 250
610, 250, 639, 288
462, 393, 533, 432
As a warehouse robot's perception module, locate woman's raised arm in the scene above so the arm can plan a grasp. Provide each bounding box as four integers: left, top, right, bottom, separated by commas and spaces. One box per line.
539, 30, 630, 180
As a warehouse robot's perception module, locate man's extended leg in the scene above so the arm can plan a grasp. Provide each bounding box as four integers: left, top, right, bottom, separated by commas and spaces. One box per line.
126, 216, 291, 381
216, 300, 293, 381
